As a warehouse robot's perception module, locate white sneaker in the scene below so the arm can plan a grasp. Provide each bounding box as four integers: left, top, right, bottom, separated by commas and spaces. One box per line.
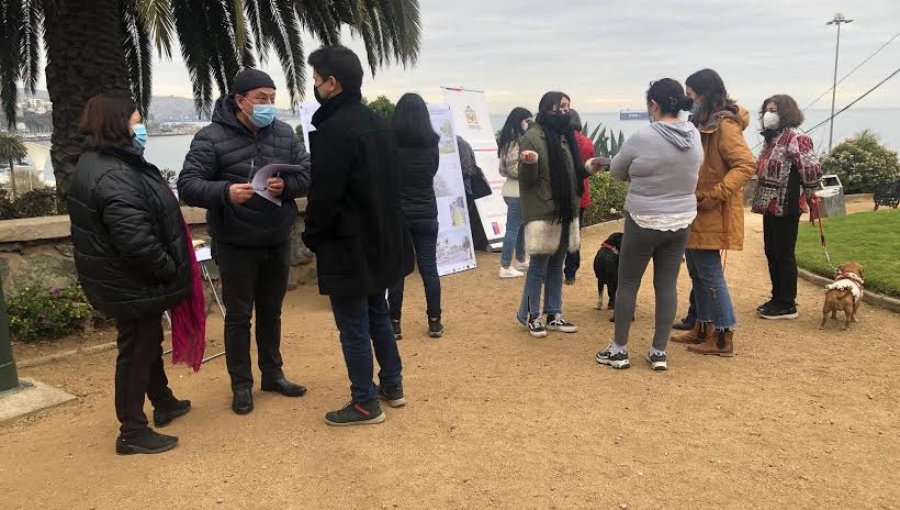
514, 259, 530, 271
499, 266, 525, 279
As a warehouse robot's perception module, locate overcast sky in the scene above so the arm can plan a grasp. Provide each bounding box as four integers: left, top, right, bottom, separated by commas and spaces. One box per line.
83, 1, 900, 114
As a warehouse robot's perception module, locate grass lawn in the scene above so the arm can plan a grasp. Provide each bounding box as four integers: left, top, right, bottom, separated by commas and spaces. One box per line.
795, 209, 900, 298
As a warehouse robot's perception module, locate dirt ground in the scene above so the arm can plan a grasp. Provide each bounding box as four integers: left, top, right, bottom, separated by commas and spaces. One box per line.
1, 208, 898, 510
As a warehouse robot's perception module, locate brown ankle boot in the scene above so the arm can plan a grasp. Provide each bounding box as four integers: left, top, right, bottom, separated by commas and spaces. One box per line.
687, 329, 735, 357
670, 322, 708, 344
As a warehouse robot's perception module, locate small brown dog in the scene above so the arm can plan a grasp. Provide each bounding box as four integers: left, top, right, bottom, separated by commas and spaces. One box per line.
820, 261, 865, 330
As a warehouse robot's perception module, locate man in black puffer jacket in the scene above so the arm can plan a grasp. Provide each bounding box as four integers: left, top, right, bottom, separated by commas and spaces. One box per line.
304, 45, 411, 426
178, 68, 311, 415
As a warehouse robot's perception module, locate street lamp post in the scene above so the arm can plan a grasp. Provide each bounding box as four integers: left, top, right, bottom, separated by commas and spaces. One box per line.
826, 12, 853, 153
0, 278, 19, 392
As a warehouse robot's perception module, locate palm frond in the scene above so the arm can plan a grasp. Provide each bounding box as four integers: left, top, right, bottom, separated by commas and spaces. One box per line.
136, 0, 173, 59
121, 0, 153, 117
243, 0, 270, 65
21, 0, 42, 94
349, 0, 420, 72
171, 0, 214, 117
252, 0, 304, 107
0, 0, 25, 127
292, 0, 340, 45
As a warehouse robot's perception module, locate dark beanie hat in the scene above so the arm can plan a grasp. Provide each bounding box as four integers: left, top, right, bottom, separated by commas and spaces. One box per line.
232, 68, 276, 95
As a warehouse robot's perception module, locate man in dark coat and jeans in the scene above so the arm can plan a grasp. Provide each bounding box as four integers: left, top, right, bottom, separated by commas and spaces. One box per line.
304, 45, 410, 426
178, 68, 311, 415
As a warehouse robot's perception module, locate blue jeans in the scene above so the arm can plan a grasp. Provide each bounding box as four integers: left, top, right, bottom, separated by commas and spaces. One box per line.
388, 218, 441, 320
517, 223, 569, 323
685, 249, 737, 330
683, 289, 697, 324
329, 292, 403, 403
500, 197, 526, 267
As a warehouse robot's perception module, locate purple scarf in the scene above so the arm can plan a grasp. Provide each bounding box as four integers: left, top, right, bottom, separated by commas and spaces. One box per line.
171, 223, 206, 371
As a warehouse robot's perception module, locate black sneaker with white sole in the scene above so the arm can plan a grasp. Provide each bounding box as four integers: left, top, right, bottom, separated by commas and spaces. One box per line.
428, 318, 444, 338
759, 305, 799, 320
116, 429, 178, 455
391, 320, 402, 340
546, 314, 578, 333
525, 317, 548, 338
756, 299, 775, 313
646, 351, 668, 371
596, 347, 630, 369
324, 400, 385, 426
377, 384, 406, 408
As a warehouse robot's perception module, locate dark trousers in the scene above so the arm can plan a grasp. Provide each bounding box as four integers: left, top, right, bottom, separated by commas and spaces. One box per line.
763, 213, 801, 308
613, 214, 690, 351
215, 241, 290, 391
467, 195, 490, 251
564, 208, 587, 281
388, 218, 441, 321
330, 292, 403, 403
115, 314, 174, 437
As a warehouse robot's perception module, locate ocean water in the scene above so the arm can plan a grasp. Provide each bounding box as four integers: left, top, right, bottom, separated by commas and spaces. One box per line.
30, 109, 896, 182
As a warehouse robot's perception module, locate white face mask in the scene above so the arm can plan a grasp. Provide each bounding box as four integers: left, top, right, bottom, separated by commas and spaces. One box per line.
763, 111, 780, 130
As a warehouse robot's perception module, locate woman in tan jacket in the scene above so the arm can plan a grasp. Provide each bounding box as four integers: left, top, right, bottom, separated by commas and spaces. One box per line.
670, 69, 756, 356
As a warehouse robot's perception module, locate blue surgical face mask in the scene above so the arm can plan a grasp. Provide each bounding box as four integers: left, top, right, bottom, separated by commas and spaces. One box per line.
248, 104, 277, 128
132, 123, 148, 149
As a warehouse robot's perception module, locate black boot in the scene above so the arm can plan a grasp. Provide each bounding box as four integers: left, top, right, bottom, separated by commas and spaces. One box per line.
261, 377, 307, 397
232, 388, 254, 415
153, 398, 191, 428
116, 429, 178, 455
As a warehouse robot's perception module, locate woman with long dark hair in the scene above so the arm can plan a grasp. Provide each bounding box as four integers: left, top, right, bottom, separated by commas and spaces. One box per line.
669, 69, 756, 356
68, 94, 204, 454
497, 106, 533, 278
595, 78, 703, 371
387, 93, 444, 339
752, 94, 822, 320
516, 91, 586, 337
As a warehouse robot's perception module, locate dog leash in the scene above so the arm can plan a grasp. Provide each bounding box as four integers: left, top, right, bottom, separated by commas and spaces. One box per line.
812, 200, 835, 271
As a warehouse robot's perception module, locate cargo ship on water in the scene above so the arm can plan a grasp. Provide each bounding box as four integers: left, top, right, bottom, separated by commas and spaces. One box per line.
619, 109, 650, 121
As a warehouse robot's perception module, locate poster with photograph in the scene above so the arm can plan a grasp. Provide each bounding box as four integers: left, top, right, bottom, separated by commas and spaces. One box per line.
442, 87, 507, 248
428, 104, 478, 276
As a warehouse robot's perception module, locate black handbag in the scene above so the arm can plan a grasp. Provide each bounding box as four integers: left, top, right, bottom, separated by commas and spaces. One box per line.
470, 166, 492, 200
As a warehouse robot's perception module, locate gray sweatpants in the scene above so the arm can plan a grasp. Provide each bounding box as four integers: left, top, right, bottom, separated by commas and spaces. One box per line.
613, 214, 690, 351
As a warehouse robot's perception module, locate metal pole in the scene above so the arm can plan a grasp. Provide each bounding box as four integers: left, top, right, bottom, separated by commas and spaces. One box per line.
0, 279, 20, 391
828, 23, 842, 153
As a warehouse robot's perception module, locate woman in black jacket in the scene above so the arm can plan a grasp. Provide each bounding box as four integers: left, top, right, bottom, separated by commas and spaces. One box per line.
386, 93, 444, 339
68, 95, 194, 455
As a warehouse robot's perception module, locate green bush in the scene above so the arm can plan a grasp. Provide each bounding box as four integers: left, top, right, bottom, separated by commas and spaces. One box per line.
584, 172, 627, 226
7, 285, 109, 343
822, 130, 900, 194
363, 95, 396, 119
0, 186, 59, 219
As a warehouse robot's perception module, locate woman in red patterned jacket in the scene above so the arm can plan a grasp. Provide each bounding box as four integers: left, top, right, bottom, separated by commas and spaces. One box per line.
751, 94, 822, 320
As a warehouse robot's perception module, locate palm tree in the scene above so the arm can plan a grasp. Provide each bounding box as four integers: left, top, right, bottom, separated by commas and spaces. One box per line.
0, 132, 28, 199
0, 0, 421, 203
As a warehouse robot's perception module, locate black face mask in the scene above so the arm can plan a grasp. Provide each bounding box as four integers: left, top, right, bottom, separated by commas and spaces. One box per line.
545, 111, 572, 133
313, 85, 325, 105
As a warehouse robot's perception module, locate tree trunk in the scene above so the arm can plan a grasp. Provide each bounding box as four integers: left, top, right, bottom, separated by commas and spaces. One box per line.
44, 0, 131, 209
8, 160, 16, 199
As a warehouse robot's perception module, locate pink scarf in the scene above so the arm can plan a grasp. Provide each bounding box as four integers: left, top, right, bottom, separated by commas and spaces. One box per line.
171, 223, 207, 371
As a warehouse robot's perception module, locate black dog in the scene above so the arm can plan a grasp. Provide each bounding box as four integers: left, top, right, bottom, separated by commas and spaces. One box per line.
593, 232, 623, 313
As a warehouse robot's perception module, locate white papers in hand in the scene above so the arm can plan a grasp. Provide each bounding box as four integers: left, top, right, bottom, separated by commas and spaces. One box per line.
249, 164, 305, 206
